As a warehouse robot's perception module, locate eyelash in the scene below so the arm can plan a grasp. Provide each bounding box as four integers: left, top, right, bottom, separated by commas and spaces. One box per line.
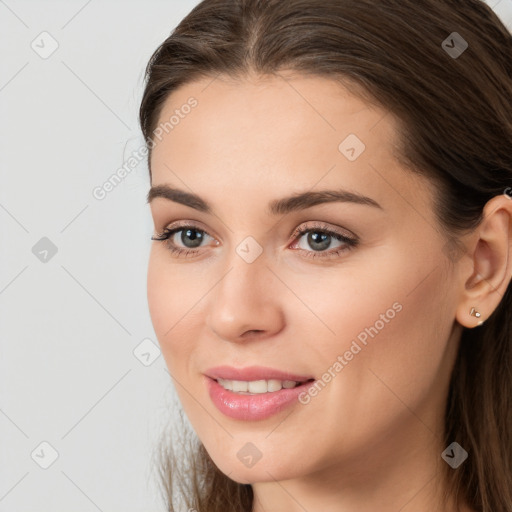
151, 221, 359, 260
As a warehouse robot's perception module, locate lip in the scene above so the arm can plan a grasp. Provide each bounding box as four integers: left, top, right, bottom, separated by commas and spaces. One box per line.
204, 365, 315, 382
205, 376, 315, 421
204, 366, 316, 421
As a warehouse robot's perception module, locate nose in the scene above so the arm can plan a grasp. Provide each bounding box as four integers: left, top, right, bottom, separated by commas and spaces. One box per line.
206, 249, 285, 343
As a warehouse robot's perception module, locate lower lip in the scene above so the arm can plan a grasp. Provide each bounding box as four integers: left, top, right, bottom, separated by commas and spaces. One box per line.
205, 376, 315, 421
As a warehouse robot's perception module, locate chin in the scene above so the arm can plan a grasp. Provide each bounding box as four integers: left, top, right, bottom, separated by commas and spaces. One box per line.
209, 451, 305, 485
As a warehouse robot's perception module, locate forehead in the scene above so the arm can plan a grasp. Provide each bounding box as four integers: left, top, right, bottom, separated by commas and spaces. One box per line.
152, 72, 397, 163
148, 73, 433, 219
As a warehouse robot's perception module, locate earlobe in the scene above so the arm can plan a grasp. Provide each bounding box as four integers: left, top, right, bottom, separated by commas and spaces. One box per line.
457, 304, 485, 329
455, 194, 512, 329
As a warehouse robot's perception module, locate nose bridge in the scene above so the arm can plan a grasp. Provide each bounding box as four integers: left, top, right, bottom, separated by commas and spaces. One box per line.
216, 241, 269, 314
206, 238, 283, 341
220, 233, 270, 296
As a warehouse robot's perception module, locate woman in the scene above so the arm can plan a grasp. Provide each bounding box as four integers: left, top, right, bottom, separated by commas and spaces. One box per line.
139, 1, 512, 510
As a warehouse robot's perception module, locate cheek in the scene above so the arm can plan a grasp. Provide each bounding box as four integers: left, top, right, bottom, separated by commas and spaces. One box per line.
147, 248, 172, 337
290, 249, 445, 369
147, 254, 220, 453
147, 248, 200, 369
147, 246, 207, 329
290, 244, 452, 370
291, 253, 455, 454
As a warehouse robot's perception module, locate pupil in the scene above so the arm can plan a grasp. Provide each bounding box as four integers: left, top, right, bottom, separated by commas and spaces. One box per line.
308, 231, 331, 251
181, 228, 203, 248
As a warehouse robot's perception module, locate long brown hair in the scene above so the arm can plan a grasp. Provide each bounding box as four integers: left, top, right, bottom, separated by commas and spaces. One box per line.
139, 1, 512, 510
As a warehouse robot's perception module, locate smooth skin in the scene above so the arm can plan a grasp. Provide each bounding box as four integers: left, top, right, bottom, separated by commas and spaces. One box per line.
146, 72, 512, 512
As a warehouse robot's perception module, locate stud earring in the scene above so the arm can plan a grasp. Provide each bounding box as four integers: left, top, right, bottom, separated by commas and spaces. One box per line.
470, 307, 484, 326
469, 307, 481, 318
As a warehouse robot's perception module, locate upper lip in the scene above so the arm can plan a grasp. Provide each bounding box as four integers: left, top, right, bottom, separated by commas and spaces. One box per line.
204, 365, 315, 382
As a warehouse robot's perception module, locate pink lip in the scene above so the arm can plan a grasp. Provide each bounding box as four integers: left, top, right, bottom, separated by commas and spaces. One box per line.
204, 365, 314, 382
205, 377, 315, 421
203, 366, 316, 421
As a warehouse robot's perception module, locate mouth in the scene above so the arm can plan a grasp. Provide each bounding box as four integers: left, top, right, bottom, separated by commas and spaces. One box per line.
212, 377, 315, 395
204, 365, 315, 385
205, 374, 317, 421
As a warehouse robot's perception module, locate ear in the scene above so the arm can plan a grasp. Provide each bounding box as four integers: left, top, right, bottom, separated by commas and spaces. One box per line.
455, 193, 512, 329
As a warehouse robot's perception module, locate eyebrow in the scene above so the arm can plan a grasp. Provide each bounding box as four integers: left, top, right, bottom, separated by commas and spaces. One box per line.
147, 184, 382, 215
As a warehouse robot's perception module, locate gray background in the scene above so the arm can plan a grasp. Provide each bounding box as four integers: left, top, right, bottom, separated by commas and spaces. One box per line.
1, 0, 511, 510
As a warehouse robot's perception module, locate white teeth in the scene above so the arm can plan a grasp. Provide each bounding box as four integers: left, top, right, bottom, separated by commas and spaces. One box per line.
217, 378, 303, 394
232, 380, 248, 392
267, 379, 283, 392
248, 380, 267, 393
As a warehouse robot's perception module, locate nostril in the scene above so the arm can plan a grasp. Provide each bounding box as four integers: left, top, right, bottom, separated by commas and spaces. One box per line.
241, 329, 265, 339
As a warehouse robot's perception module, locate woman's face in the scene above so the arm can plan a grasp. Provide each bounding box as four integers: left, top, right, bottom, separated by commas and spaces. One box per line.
147, 73, 463, 486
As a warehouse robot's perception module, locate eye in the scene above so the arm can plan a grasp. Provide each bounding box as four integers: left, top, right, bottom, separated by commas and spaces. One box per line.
289, 222, 358, 259
151, 222, 216, 258
151, 221, 358, 260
